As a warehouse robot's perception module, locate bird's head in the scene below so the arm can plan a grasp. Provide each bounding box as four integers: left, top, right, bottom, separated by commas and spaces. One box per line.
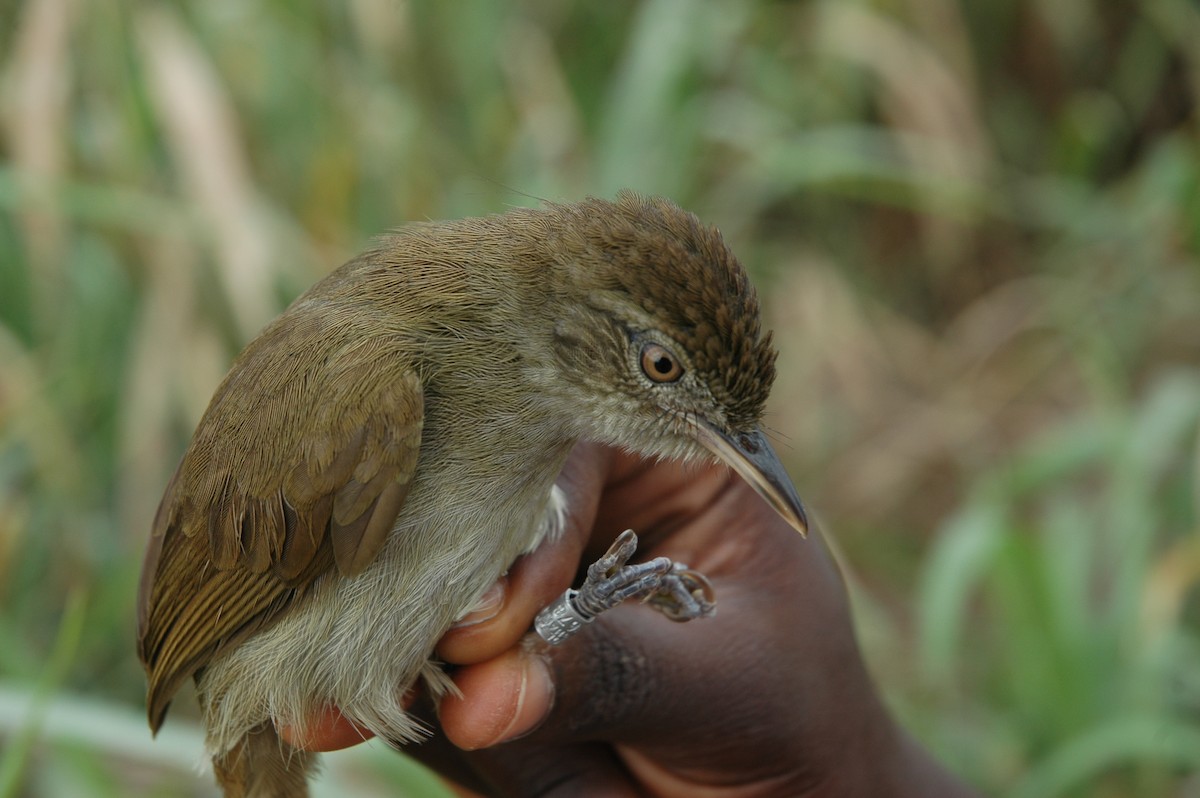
538, 193, 807, 535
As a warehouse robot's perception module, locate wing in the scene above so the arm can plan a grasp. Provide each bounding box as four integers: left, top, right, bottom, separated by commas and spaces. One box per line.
136, 314, 423, 732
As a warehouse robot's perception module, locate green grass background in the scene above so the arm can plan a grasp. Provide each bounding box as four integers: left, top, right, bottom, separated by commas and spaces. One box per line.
1, 0, 1199, 795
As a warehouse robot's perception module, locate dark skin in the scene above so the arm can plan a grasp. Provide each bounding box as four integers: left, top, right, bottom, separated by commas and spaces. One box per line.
282, 443, 981, 797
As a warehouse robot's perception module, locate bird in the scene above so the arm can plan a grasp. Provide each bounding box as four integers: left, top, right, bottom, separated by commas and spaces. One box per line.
136, 192, 807, 796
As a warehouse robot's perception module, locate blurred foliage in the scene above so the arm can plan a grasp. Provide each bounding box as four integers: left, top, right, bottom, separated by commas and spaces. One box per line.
0, 0, 1198, 795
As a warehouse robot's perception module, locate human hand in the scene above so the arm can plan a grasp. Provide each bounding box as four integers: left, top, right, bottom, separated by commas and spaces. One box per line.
290, 442, 977, 797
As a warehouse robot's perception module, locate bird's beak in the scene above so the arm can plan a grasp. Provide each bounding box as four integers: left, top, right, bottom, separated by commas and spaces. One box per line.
690, 421, 808, 536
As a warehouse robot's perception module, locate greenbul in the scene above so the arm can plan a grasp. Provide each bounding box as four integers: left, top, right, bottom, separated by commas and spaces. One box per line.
137, 193, 807, 796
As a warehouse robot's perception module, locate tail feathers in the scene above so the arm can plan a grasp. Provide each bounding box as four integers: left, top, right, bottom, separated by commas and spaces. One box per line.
213, 723, 316, 798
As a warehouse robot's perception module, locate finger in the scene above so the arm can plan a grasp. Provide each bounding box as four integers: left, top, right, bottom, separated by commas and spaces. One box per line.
283, 687, 426, 751
397, 693, 494, 796
278, 704, 376, 751
436, 442, 612, 665
405, 687, 642, 798
435, 533, 576, 665
439, 647, 554, 751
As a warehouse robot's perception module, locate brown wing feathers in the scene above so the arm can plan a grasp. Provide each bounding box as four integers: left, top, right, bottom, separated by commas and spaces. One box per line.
137, 322, 424, 731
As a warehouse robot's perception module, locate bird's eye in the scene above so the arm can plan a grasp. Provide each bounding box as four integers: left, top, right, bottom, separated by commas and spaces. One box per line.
640, 343, 683, 383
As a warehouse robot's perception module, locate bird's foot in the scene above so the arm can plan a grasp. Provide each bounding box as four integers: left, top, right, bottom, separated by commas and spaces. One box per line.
534, 529, 715, 645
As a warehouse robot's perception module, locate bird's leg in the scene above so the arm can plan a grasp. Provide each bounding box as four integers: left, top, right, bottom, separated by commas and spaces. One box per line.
534, 530, 716, 645
572, 530, 672, 618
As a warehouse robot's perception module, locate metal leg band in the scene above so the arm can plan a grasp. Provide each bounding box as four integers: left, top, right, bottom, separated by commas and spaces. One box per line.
534, 589, 593, 646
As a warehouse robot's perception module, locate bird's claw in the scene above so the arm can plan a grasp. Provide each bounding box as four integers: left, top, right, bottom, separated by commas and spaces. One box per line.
647, 565, 716, 622
534, 529, 716, 645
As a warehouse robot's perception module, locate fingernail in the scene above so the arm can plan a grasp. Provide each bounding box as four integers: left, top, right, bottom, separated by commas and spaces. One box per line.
451, 579, 507, 629
494, 653, 554, 746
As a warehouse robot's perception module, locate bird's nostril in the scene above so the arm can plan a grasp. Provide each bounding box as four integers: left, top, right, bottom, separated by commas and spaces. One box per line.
737, 433, 758, 454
